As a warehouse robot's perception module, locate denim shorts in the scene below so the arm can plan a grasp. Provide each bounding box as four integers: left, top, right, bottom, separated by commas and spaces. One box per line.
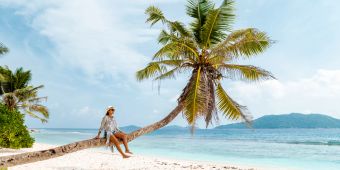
104, 130, 116, 138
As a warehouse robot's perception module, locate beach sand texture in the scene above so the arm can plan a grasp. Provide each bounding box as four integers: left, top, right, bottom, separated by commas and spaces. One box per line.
0, 143, 263, 170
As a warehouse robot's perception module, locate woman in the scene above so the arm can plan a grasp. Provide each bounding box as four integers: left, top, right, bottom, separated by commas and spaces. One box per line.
95, 106, 133, 158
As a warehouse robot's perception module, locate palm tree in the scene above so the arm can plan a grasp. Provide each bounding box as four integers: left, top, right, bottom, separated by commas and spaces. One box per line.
135, 0, 274, 130
0, 0, 274, 167
0, 43, 9, 56
0, 66, 49, 122
0, 66, 31, 95
2, 86, 49, 123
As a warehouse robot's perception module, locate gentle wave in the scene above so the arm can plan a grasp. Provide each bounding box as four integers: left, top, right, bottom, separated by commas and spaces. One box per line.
68, 131, 82, 134
62, 131, 93, 135
286, 140, 340, 146
37, 131, 93, 135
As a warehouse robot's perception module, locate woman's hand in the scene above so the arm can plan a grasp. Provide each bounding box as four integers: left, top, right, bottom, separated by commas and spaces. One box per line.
95, 131, 101, 139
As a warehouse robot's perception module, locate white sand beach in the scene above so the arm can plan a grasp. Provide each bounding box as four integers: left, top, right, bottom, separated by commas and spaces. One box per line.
0, 143, 269, 170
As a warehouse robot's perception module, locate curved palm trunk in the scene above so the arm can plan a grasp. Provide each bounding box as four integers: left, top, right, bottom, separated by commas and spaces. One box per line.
127, 103, 183, 142
0, 103, 183, 168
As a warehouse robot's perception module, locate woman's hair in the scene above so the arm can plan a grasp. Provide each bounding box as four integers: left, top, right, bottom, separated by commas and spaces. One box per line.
106, 108, 114, 116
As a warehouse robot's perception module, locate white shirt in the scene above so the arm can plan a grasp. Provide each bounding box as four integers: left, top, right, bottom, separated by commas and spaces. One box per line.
99, 115, 122, 146
99, 115, 121, 133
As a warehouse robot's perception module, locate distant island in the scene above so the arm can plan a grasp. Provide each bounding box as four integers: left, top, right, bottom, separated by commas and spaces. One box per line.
120, 125, 141, 132
159, 125, 201, 130
119, 113, 340, 130
215, 113, 340, 129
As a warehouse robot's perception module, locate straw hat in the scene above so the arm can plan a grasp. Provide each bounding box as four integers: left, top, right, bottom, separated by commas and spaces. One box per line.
106, 106, 115, 112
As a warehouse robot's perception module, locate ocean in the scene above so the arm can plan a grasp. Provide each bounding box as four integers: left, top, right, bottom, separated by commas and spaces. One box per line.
31, 128, 340, 170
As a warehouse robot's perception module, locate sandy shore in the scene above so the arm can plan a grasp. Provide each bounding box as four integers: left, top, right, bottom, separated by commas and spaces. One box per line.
0, 143, 270, 170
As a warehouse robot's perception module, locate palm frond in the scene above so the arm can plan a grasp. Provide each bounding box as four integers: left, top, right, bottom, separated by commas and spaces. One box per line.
0, 66, 13, 94
13, 68, 32, 90
186, 0, 214, 43
154, 67, 181, 81
0, 66, 11, 81
211, 28, 272, 59
0, 66, 32, 93
29, 104, 49, 119
146, 5, 191, 38
186, 0, 214, 19
145, 6, 167, 26
0, 74, 5, 82
136, 59, 192, 81
24, 109, 48, 123
207, 55, 231, 65
152, 59, 192, 81
158, 30, 176, 45
13, 85, 44, 103
14, 86, 49, 123
156, 59, 188, 67
136, 62, 166, 81
218, 64, 275, 81
28, 96, 48, 103
201, 0, 234, 48
153, 37, 199, 61
167, 21, 191, 38
180, 67, 208, 125
216, 83, 251, 123
146, 5, 193, 40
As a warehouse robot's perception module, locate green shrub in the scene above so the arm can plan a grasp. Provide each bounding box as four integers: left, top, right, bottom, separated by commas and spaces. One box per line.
0, 103, 34, 149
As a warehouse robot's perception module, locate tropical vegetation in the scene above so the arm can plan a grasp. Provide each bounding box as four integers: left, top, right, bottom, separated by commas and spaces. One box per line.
0, 42, 46, 150
0, 66, 49, 123
0, 103, 34, 149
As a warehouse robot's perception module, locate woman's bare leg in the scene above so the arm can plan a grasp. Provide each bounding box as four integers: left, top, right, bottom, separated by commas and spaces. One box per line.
109, 135, 130, 158
114, 132, 132, 154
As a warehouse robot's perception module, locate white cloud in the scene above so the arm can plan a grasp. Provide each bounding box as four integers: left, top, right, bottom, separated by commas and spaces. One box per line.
0, 0, 157, 81
71, 106, 100, 116
228, 69, 340, 119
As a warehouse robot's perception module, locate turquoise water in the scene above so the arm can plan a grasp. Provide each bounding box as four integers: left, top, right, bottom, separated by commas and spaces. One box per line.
31, 128, 340, 170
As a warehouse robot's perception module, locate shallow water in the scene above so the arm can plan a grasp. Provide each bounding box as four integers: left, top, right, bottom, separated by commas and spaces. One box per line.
31, 128, 340, 170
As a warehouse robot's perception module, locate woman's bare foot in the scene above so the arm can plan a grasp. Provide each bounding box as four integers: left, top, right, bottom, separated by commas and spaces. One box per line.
125, 150, 133, 154
122, 154, 130, 158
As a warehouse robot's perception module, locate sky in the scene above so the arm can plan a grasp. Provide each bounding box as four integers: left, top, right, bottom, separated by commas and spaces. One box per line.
0, 0, 339, 129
